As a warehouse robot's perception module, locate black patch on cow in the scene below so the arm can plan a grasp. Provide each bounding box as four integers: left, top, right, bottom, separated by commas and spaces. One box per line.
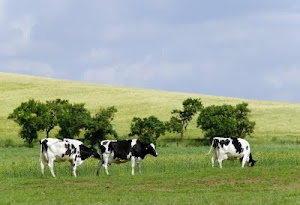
71, 144, 77, 154
79, 144, 100, 160
219, 139, 230, 148
41, 140, 48, 152
62, 154, 65, 158
109, 140, 132, 159
246, 146, 249, 150
213, 139, 219, 149
65, 144, 72, 156
232, 138, 243, 153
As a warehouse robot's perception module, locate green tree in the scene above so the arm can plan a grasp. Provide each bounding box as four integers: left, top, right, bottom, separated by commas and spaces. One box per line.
197, 102, 255, 142
43, 99, 69, 138
84, 106, 118, 146
8, 99, 46, 146
129, 116, 166, 144
56, 102, 90, 138
168, 98, 203, 142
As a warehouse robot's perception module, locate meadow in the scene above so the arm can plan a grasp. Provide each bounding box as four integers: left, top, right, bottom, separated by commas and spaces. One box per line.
0, 144, 299, 205
0, 73, 300, 204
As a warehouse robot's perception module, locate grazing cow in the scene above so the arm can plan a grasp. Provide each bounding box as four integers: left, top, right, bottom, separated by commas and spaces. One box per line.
40, 138, 100, 177
96, 139, 158, 175
206, 137, 256, 168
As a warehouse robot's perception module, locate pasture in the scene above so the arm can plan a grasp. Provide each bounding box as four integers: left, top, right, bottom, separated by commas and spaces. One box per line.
0, 143, 299, 205
1, 73, 300, 204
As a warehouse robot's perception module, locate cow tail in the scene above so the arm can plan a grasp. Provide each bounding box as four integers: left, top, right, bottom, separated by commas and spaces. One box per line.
98, 141, 103, 163
206, 138, 215, 156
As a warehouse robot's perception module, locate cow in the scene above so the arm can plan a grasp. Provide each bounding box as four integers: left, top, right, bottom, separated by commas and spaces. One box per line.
40, 138, 100, 177
206, 137, 257, 168
96, 139, 158, 176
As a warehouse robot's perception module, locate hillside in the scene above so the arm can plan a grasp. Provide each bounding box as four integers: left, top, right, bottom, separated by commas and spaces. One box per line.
1, 72, 300, 145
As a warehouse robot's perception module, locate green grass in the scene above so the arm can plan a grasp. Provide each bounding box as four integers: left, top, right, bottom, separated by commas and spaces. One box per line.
0, 145, 299, 205
1, 72, 300, 145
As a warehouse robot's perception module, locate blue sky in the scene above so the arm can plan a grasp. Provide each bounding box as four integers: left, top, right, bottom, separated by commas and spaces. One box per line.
1, 0, 300, 102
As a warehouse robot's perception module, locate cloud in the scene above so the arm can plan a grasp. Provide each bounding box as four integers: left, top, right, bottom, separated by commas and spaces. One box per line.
1, 60, 55, 77
264, 67, 300, 89
81, 48, 114, 64
11, 14, 36, 44
81, 56, 193, 88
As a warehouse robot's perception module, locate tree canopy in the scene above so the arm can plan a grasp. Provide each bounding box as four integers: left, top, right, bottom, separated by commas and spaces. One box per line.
197, 102, 255, 142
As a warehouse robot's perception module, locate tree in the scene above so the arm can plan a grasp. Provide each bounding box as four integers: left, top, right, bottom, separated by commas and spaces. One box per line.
56, 102, 90, 138
84, 106, 118, 146
8, 99, 47, 146
168, 98, 203, 142
43, 99, 69, 138
129, 116, 166, 144
197, 102, 255, 142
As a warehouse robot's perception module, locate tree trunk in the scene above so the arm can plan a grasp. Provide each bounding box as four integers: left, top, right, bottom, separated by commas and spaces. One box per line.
181, 129, 184, 143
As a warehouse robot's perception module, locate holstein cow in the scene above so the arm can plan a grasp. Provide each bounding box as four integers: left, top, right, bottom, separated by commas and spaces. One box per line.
206, 137, 257, 168
40, 138, 100, 177
96, 139, 158, 176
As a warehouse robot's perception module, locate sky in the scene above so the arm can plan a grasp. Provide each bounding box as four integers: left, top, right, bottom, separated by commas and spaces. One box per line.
1, 0, 300, 103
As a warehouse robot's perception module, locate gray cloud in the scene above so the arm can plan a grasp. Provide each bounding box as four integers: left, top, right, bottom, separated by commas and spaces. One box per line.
1, 1, 300, 102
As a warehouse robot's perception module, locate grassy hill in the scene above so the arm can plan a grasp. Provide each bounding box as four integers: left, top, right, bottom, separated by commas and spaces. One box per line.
1, 72, 300, 145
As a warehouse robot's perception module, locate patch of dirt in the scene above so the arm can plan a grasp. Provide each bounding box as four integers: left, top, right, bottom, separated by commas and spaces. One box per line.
198, 178, 265, 187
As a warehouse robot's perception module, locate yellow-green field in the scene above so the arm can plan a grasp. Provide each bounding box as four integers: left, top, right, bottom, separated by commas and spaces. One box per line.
1, 72, 300, 145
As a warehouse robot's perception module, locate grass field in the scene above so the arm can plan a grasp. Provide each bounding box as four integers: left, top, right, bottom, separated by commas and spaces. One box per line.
0, 144, 299, 205
0, 72, 300, 204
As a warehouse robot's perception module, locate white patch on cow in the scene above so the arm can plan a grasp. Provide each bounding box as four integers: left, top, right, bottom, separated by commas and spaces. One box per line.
150, 143, 158, 156
127, 152, 132, 159
131, 139, 137, 147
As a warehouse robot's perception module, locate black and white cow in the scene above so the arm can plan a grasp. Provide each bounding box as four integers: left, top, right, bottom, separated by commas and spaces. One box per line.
40, 138, 100, 177
206, 137, 257, 168
96, 139, 158, 175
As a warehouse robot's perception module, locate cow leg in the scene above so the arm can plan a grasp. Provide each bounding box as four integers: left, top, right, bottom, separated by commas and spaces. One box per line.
241, 155, 248, 168
211, 152, 216, 168
72, 162, 77, 177
48, 158, 56, 177
40, 157, 45, 176
102, 155, 109, 175
137, 162, 142, 174
218, 159, 223, 168
96, 160, 103, 176
131, 156, 135, 175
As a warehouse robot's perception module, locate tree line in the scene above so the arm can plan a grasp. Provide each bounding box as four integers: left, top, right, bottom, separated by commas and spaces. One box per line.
8, 98, 255, 147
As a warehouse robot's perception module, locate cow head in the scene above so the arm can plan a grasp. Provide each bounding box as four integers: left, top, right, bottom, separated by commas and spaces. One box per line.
248, 153, 257, 167
147, 143, 158, 157
79, 145, 100, 160
90, 147, 101, 159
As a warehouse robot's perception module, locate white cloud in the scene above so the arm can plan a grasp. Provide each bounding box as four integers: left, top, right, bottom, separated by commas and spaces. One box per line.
82, 55, 193, 87
264, 67, 300, 89
11, 14, 36, 44
2, 60, 55, 77
82, 48, 114, 63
